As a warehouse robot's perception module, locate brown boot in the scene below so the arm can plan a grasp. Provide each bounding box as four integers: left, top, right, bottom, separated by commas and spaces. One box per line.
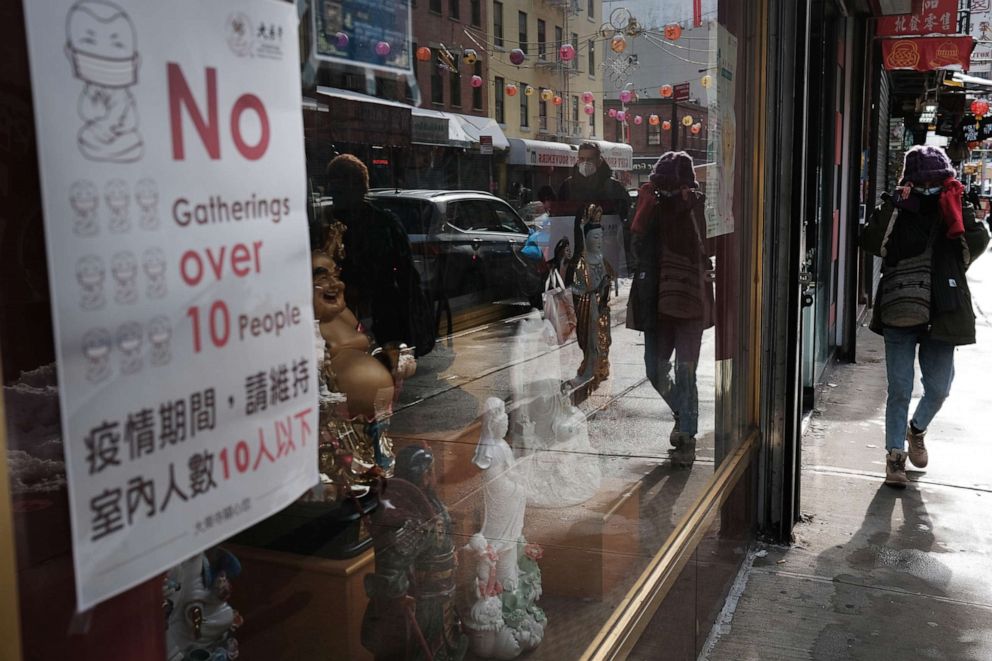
885, 450, 908, 488
907, 426, 929, 468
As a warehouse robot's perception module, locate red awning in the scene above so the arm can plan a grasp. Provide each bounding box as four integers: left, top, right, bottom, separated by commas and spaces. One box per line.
881, 36, 975, 72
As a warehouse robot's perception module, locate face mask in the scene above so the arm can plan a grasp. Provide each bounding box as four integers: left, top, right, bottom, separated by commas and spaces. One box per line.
577, 161, 597, 178
69, 49, 139, 88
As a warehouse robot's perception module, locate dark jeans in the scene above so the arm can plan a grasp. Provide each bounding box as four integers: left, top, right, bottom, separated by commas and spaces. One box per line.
644, 318, 705, 437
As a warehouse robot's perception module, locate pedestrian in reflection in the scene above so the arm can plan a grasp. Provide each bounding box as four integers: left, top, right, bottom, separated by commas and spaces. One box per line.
324, 154, 435, 357
627, 151, 713, 468
860, 146, 989, 487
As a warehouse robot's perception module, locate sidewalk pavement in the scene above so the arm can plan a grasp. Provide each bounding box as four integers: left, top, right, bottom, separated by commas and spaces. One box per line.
701, 255, 992, 660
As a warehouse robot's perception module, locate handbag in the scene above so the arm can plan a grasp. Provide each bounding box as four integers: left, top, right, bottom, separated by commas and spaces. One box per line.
878, 219, 938, 328
543, 269, 577, 344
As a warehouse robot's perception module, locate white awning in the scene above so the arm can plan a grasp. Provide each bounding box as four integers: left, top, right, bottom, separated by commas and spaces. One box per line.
587, 140, 634, 172
508, 138, 577, 167
451, 114, 510, 150
411, 107, 474, 147
315, 85, 412, 109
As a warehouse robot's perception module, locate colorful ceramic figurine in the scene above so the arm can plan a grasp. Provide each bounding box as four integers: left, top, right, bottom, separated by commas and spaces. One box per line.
163, 550, 242, 661
460, 398, 546, 659
362, 445, 469, 661
572, 204, 616, 391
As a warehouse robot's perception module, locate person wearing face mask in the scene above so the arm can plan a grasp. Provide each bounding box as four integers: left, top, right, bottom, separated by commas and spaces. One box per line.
324, 154, 435, 358
861, 145, 989, 488
626, 151, 713, 468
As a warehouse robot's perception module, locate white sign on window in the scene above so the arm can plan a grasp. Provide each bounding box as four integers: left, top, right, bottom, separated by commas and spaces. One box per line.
23, 0, 318, 610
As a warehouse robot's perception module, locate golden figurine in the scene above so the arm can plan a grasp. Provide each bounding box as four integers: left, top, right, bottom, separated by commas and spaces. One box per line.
312, 222, 398, 497
572, 204, 615, 392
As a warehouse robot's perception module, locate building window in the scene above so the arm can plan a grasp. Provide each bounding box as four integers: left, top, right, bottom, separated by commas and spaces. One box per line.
587, 38, 595, 74
429, 0, 441, 14
556, 102, 564, 133
449, 0, 459, 20
450, 69, 462, 107
470, 0, 481, 27
572, 96, 579, 125
589, 99, 595, 127
495, 76, 505, 123
572, 32, 579, 70
518, 12, 528, 54
588, 0, 594, 19
539, 100, 548, 130
519, 81, 529, 127
431, 57, 444, 105
494, 2, 504, 48
648, 121, 661, 145
472, 62, 483, 110
555, 26, 563, 59
537, 20, 546, 60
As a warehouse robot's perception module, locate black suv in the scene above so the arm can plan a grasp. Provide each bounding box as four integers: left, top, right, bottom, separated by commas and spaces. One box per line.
369, 190, 546, 309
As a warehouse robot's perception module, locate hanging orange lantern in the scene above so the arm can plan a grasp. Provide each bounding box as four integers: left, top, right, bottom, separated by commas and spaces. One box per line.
682, 114, 694, 127
660, 84, 673, 98
505, 83, 518, 96
691, 122, 702, 135
648, 114, 660, 126
664, 24, 682, 41
662, 120, 672, 130
416, 46, 432, 62
611, 35, 627, 53
553, 95, 563, 106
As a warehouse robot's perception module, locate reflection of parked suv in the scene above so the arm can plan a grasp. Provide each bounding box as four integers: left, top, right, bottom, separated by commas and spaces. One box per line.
369, 190, 546, 307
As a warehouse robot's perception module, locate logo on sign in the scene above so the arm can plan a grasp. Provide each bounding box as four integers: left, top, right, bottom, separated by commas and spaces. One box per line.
226, 12, 254, 57
887, 41, 920, 68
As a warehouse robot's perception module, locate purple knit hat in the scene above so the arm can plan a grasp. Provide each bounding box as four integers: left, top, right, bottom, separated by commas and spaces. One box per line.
651, 151, 697, 190
900, 145, 955, 185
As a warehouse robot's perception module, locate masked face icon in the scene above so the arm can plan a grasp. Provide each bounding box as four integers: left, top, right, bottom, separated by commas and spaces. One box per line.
82, 328, 113, 382
76, 255, 106, 310
65, 1, 144, 162
116, 321, 143, 375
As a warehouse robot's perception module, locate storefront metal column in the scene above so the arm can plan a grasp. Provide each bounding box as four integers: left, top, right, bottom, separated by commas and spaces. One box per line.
759, 0, 808, 541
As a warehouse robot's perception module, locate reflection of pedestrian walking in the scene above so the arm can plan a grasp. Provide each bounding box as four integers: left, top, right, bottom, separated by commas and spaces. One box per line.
860, 146, 989, 487
627, 152, 713, 468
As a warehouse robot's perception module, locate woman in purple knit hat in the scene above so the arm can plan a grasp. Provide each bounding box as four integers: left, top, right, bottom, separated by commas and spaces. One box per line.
861, 145, 989, 487
627, 151, 715, 468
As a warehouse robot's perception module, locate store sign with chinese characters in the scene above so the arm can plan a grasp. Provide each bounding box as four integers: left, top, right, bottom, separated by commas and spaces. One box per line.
876, 0, 958, 37
22, 0, 318, 610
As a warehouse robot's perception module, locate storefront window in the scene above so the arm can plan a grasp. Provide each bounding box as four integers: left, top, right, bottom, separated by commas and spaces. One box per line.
5, 1, 764, 660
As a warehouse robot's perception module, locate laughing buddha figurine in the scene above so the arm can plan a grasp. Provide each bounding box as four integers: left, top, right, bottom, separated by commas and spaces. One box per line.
311, 222, 411, 499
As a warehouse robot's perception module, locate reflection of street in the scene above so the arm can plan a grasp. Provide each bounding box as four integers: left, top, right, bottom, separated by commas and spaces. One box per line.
388, 280, 724, 659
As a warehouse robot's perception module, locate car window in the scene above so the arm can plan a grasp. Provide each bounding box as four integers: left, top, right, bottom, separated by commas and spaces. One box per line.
373, 198, 431, 235
489, 201, 529, 234
446, 200, 496, 232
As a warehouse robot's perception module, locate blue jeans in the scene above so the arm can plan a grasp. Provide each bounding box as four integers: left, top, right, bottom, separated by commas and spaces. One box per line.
644, 319, 705, 437
883, 327, 956, 452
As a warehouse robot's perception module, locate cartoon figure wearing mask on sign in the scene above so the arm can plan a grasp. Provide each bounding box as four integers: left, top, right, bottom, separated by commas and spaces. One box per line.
70, 180, 100, 236
65, 1, 144, 163
82, 328, 113, 383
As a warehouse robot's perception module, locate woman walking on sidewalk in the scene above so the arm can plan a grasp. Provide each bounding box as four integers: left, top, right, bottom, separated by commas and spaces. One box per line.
861, 145, 989, 487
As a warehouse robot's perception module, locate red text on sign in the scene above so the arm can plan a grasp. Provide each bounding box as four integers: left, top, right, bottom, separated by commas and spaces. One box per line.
179, 241, 263, 287
167, 63, 271, 161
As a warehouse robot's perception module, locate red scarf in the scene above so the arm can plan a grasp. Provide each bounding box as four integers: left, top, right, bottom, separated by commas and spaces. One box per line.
940, 178, 965, 238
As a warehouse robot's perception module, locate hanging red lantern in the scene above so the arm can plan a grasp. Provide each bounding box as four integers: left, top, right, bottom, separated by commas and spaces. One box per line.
416, 46, 432, 62
553, 95, 564, 106
662, 120, 672, 130
691, 123, 702, 135
660, 84, 673, 98
664, 24, 683, 41
648, 114, 660, 126
505, 83, 519, 97
971, 99, 989, 117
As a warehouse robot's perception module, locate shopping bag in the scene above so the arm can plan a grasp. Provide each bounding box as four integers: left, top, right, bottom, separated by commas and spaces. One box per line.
543, 270, 576, 344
